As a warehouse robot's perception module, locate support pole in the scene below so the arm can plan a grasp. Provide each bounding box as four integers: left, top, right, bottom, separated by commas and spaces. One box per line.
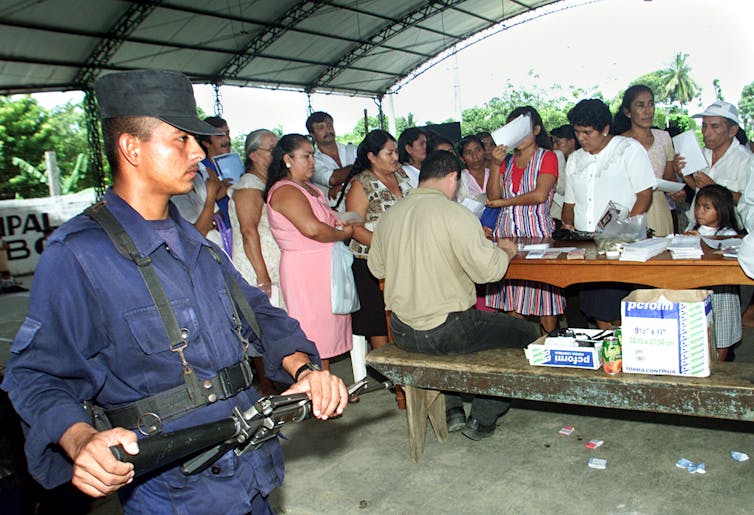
83, 88, 106, 199
45, 151, 61, 197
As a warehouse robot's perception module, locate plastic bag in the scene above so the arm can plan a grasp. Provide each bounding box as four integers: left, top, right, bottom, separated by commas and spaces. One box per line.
594, 201, 647, 251
330, 242, 360, 314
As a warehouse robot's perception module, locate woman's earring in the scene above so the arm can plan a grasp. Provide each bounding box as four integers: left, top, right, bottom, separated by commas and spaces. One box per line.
286, 162, 291, 169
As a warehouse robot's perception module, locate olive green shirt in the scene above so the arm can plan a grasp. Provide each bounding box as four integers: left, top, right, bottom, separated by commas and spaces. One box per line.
368, 187, 511, 330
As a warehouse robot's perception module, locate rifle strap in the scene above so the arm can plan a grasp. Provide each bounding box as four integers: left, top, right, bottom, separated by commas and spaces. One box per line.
83, 200, 259, 435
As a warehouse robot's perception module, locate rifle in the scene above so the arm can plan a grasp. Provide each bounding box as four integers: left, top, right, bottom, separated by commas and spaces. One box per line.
110, 379, 388, 477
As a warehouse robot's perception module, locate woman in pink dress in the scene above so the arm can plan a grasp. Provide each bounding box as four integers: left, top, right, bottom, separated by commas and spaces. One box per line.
265, 134, 355, 370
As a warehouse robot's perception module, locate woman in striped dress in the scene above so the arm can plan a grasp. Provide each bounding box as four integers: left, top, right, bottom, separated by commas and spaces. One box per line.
485, 106, 565, 333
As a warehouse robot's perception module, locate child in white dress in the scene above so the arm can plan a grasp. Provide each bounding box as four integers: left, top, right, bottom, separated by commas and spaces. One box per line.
685, 185, 744, 361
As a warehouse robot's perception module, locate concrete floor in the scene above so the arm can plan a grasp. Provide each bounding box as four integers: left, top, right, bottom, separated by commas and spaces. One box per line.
1, 278, 753, 514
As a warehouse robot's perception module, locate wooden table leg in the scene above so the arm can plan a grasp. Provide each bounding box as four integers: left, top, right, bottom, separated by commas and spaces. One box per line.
405, 386, 446, 462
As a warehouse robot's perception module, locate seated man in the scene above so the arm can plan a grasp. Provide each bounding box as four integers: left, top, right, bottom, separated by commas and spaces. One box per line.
368, 150, 538, 441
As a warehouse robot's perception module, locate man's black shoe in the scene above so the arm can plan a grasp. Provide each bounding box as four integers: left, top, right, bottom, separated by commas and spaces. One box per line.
461, 417, 495, 441
446, 407, 466, 432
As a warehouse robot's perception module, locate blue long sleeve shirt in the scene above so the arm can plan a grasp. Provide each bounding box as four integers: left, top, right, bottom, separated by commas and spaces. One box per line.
2, 189, 319, 513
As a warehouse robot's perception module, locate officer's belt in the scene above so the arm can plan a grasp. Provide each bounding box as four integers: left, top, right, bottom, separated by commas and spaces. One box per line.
105, 358, 254, 434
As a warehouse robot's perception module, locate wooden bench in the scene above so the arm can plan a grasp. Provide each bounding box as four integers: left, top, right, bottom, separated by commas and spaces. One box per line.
366, 345, 754, 462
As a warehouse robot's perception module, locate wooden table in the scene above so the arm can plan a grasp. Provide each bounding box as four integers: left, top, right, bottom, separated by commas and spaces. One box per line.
504, 240, 753, 288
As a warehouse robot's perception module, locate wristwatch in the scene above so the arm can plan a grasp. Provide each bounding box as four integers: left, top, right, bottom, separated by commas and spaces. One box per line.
294, 362, 321, 381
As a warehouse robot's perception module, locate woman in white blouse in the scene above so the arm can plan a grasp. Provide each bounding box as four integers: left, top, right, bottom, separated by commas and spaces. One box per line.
561, 99, 656, 329
397, 127, 427, 188
456, 135, 490, 212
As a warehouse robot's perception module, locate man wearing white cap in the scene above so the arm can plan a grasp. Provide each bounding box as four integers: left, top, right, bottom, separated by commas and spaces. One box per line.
677, 101, 752, 228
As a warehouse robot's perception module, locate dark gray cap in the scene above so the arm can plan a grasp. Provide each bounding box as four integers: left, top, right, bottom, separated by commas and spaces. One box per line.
95, 70, 222, 136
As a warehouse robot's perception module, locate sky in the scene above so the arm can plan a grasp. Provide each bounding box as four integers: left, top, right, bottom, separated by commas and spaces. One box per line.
31, 0, 754, 141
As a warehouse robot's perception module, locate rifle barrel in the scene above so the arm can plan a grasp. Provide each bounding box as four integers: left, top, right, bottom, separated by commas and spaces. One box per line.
111, 418, 238, 477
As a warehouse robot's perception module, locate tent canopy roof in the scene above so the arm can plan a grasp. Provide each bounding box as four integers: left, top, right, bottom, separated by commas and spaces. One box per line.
0, 0, 564, 97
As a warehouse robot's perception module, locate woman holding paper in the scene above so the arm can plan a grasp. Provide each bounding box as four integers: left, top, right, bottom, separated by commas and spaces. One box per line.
457, 135, 490, 214
398, 127, 427, 188
484, 106, 564, 333
561, 99, 656, 329
613, 85, 675, 236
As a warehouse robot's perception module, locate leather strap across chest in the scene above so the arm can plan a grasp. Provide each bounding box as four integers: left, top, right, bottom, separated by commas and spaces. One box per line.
84, 201, 263, 434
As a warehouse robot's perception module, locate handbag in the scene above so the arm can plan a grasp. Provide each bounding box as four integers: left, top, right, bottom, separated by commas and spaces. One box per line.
330, 242, 360, 314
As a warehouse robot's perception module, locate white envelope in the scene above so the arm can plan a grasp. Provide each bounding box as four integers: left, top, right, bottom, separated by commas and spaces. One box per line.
671, 130, 708, 176
490, 113, 532, 149
655, 178, 685, 193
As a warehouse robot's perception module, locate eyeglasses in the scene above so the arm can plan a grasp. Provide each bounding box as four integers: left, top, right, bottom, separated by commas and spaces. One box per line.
255, 147, 274, 153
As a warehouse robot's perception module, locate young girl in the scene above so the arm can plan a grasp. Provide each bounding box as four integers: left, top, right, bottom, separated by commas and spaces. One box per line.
685, 185, 744, 361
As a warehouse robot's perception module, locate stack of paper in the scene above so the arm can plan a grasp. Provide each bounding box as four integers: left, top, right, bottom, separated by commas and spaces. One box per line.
619, 238, 671, 262
668, 235, 703, 259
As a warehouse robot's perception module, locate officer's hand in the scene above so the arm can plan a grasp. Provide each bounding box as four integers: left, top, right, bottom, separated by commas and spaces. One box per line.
283, 370, 348, 420
59, 422, 138, 498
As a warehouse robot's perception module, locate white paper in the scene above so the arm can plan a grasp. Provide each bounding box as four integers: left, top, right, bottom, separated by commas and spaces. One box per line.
701, 236, 742, 250
490, 113, 532, 149
335, 211, 364, 224
672, 130, 708, 176
461, 197, 485, 218
655, 178, 685, 193
522, 243, 550, 251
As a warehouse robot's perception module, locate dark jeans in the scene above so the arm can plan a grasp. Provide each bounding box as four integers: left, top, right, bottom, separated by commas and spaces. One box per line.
390, 309, 538, 426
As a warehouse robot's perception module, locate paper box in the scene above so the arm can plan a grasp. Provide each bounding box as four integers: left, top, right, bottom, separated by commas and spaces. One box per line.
525, 329, 604, 370
621, 289, 715, 377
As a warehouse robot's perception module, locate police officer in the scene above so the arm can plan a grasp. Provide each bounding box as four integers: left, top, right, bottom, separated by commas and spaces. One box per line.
2, 70, 347, 513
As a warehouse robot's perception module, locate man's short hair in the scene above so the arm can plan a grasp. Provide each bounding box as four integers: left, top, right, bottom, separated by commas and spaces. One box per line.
101, 116, 160, 176
197, 116, 228, 147
419, 150, 460, 183
305, 111, 333, 134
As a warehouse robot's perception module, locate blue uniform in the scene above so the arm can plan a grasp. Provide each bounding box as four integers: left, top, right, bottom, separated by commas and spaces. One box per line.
2, 189, 319, 513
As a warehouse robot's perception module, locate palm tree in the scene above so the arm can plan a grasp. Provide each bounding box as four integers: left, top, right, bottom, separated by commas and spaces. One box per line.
659, 52, 701, 108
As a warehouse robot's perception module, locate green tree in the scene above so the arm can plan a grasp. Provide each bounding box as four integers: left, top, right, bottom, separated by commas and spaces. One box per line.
630, 71, 671, 104
0, 96, 90, 198
658, 52, 701, 107
713, 79, 724, 101
739, 81, 754, 137
459, 79, 590, 136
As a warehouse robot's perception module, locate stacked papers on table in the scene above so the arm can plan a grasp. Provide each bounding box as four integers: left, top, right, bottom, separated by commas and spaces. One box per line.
668, 235, 703, 259
619, 238, 671, 262
701, 236, 742, 250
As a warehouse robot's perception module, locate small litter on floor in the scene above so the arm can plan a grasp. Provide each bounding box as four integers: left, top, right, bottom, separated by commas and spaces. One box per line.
676, 457, 706, 474
558, 425, 575, 435
731, 451, 749, 462
585, 439, 604, 449
588, 457, 607, 469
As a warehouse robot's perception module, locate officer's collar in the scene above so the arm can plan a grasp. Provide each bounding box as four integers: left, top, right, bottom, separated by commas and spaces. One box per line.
102, 188, 207, 256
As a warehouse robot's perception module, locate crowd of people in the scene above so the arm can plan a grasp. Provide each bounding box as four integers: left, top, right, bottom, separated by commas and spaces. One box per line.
4, 70, 754, 512
186, 89, 754, 427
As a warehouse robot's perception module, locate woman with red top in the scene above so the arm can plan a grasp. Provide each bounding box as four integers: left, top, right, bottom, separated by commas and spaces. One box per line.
485, 106, 565, 333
